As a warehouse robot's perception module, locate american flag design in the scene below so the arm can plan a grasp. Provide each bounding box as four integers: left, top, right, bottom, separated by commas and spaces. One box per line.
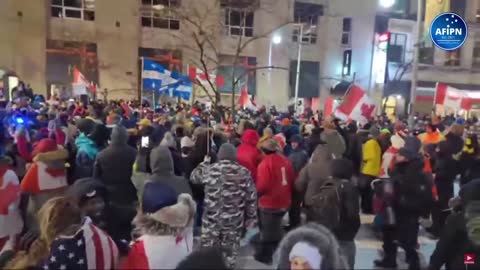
40, 219, 118, 270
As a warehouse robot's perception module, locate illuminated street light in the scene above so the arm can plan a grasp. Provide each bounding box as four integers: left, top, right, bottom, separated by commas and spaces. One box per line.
379, 0, 395, 8
272, 35, 282, 45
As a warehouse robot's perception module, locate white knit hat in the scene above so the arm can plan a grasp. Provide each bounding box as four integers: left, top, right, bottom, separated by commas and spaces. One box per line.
289, 242, 322, 269
180, 136, 195, 148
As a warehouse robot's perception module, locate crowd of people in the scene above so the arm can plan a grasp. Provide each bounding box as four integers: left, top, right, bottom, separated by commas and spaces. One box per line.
0, 91, 480, 270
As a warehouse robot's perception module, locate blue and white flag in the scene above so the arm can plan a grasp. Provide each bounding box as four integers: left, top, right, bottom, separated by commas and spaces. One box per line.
141, 58, 192, 100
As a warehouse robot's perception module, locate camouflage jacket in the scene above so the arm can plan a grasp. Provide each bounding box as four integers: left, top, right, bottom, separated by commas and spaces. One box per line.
190, 160, 257, 230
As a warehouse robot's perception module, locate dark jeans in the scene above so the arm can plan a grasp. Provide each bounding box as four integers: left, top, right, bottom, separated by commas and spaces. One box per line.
358, 174, 375, 214
430, 183, 454, 236
382, 216, 420, 268
255, 208, 286, 262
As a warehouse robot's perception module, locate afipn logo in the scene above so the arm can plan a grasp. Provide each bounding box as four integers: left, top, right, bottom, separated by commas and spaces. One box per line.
430, 12, 468, 51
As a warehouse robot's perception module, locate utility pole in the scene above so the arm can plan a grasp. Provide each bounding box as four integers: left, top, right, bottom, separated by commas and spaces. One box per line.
294, 24, 304, 114
409, 0, 423, 115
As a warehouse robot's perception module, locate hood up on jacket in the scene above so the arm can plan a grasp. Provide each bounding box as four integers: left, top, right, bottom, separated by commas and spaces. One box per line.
150, 145, 175, 176
75, 134, 99, 160
110, 125, 129, 146
241, 129, 259, 147
274, 223, 348, 270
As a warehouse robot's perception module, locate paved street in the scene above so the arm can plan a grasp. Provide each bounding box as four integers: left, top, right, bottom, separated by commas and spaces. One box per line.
236, 215, 438, 269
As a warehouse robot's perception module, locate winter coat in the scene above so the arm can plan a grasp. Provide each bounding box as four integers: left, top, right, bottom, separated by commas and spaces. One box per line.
75, 133, 99, 179
390, 157, 433, 218
347, 129, 369, 174
418, 131, 444, 145
257, 153, 296, 209
434, 154, 457, 202
94, 127, 137, 206
237, 130, 262, 182
321, 129, 346, 159
274, 223, 348, 270
332, 177, 361, 242
295, 145, 333, 206
361, 138, 382, 177
190, 160, 257, 233
135, 145, 192, 198
288, 148, 309, 174
306, 128, 323, 157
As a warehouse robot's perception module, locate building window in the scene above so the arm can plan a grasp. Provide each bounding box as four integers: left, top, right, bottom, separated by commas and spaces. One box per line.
292, 2, 323, 44
473, 40, 480, 68
445, 49, 461, 66
224, 7, 254, 37
419, 47, 434, 65
343, 49, 352, 76
388, 33, 407, 63
341, 18, 352, 46
51, 0, 95, 21
141, 0, 180, 30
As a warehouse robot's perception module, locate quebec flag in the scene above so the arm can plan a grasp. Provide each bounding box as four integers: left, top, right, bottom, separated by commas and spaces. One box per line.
141, 58, 192, 100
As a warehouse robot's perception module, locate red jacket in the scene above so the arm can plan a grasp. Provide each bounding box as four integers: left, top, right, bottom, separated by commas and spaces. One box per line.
256, 153, 296, 209
237, 130, 262, 181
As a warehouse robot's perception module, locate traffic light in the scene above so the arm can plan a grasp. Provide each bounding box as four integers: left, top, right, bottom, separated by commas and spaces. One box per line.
377, 32, 390, 51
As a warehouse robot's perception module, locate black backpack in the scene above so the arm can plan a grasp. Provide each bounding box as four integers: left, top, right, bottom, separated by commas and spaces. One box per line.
309, 177, 347, 230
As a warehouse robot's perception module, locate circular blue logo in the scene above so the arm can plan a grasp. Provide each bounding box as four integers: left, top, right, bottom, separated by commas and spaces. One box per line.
430, 12, 468, 51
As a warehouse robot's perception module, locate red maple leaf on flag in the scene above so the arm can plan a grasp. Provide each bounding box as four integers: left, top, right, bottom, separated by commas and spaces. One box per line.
361, 103, 375, 119
0, 182, 20, 215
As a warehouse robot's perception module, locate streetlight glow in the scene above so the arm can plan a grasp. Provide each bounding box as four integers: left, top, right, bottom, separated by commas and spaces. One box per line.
272, 35, 282, 45
379, 0, 395, 8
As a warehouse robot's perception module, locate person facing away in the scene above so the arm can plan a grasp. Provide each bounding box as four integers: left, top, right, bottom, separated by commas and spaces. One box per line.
190, 143, 257, 268
237, 129, 262, 182
255, 139, 296, 265
359, 126, 382, 214
93, 125, 137, 241
374, 136, 433, 270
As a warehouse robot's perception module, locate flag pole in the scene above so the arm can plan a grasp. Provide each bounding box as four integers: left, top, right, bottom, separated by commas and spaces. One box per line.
432, 82, 439, 117
140, 57, 144, 104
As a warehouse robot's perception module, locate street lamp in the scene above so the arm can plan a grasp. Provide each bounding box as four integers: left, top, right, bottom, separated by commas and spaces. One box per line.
379, 0, 395, 8
272, 35, 282, 45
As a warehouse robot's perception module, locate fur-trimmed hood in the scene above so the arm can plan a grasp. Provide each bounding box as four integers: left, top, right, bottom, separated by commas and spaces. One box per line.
274, 223, 348, 270
133, 193, 196, 236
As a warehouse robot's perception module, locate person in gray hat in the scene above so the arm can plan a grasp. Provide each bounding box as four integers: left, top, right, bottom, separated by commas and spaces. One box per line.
190, 143, 257, 268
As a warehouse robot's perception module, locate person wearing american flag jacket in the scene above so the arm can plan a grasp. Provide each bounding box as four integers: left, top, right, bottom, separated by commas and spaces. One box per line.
6, 196, 118, 270
122, 182, 196, 269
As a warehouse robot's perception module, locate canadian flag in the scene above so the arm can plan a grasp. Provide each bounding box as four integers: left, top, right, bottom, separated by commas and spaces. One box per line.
73, 67, 97, 93
188, 66, 225, 87
238, 85, 257, 111
0, 168, 23, 253
21, 161, 67, 194
435, 83, 471, 110
334, 85, 376, 125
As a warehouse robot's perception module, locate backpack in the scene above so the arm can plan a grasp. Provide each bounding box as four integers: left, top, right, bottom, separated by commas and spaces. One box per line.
308, 177, 347, 230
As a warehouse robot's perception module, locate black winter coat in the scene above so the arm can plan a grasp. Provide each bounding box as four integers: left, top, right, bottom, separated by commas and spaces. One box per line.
332, 179, 361, 241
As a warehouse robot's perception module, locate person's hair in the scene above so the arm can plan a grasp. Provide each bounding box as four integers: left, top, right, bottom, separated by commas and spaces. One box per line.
175, 247, 228, 270
38, 197, 83, 246
331, 158, 353, 180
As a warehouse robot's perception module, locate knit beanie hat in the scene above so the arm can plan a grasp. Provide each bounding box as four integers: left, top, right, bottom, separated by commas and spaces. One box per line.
180, 136, 195, 149
369, 126, 380, 138
273, 134, 286, 150
290, 134, 303, 144
398, 136, 421, 160
160, 132, 177, 149
289, 242, 322, 269
217, 143, 237, 161
142, 182, 196, 227
68, 177, 106, 206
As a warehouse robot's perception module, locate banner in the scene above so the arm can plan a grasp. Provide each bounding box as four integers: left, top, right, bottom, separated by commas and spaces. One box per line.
424, 0, 450, 45
142, 58, 192, 100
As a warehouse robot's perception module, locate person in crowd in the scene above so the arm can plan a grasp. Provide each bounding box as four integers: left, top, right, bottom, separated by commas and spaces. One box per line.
378, 128, 392, 154
258, 127, 273, 150
321, 118, 346, 159
176, 247, 229, 270
74, 125, 100, 179
348, 123, 371, 175
274, 223, 348, 270
375, 136, 433, 270
94, 125, 137, 241
160, 131, 183, 176
418, 122, 444, 146
180, 136, 195, 158
330, 158, 360, 269
359, 126, 382, 214
237, 129, 262, 182
429, 179, 480, 270
459, 134, 480, 185
7, 197, 118, 270
445, 124, 465, 161
255, 139, 296, 264
305, 127, 323, 157
123, 182, 195, 269
21, 138, 69, 230
379, 133, 405, 178
288, 135, 309, 174
190, 143, 257, 268
427, 141, 457, 238
0, 155, 22, 257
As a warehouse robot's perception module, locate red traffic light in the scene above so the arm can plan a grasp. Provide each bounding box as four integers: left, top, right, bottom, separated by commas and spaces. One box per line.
378, 32, 390, 42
